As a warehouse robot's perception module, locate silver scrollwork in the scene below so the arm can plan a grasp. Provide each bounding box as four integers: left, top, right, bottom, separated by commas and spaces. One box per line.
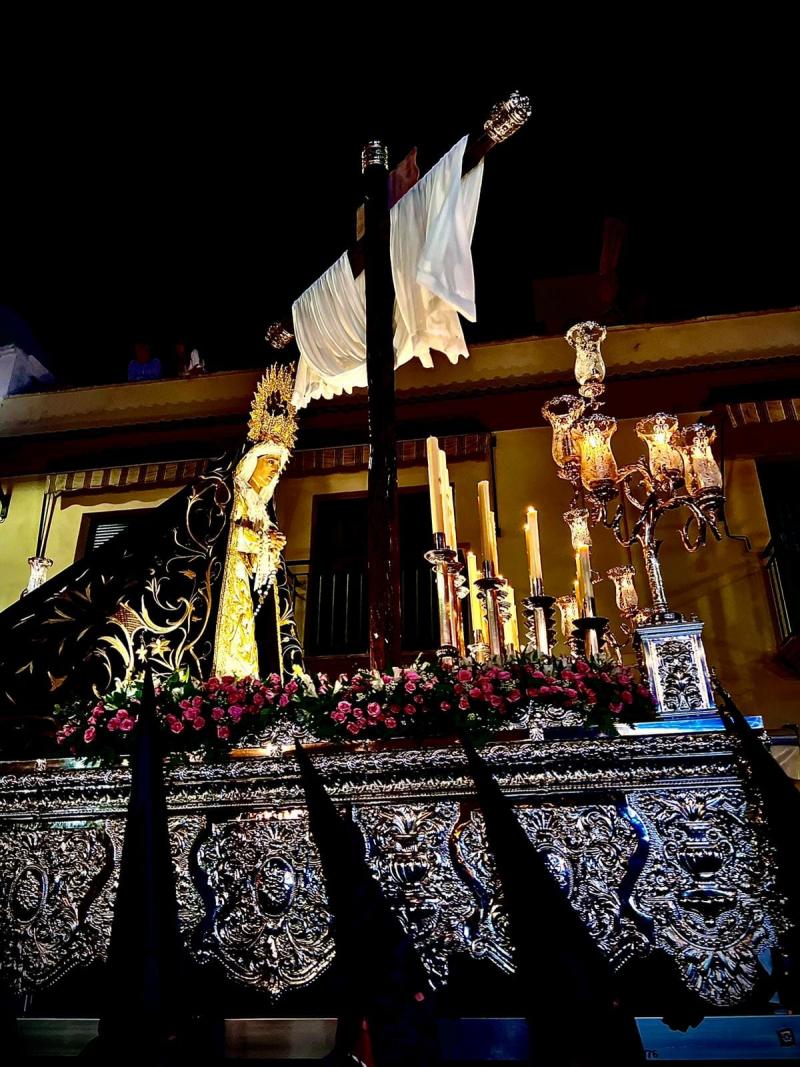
353, 802, 474, 986
629, 788, 780, 1005
192, 810, 335, 999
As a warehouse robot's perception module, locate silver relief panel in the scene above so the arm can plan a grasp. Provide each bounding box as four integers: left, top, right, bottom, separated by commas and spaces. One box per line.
628, 788, 780, 1005
191, 809, 335, 999
352, 802, 474, 986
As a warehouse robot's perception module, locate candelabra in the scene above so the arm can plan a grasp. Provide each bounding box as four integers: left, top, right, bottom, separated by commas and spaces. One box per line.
522, 580, 556, 657
474, 563, 510, 660
425, 533, 466, 658
543, 321, 748, 717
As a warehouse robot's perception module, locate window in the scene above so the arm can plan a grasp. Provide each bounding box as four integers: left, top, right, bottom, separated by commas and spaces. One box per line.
76, 508, 157, 560
305, 489, 439, 656
758, 461, 800, 667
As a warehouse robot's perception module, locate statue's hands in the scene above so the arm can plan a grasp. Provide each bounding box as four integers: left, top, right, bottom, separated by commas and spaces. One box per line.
268, 528, 287, 555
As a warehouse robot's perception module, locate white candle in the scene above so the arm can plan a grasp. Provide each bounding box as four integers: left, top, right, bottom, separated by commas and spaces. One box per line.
466, 550, 487, 642
524, 506, 543, 589
439, 449, 458, 549
477, 481, 496, 570
576, 546, 593, 615
426, 437, 444, 536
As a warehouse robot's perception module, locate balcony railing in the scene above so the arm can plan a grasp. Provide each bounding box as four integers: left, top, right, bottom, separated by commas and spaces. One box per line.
304, 566, 438, 656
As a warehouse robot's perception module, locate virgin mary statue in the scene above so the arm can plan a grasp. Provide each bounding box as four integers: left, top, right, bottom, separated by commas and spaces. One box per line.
213, 364, 303, 681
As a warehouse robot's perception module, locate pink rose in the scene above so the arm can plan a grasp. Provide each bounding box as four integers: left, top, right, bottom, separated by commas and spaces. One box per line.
285, 680, 298, 694
469, 687, 482, 700
489, 694, 503, 708
337, 701, 352, 714
107, 719, 119, 732
459, 697, 470, 710
278, 694, 289, 708
252, 692, 265, 707
229, 706, 243, 723
211, 707, 224, 721
217, 725, 231, 740
507, 689, 521, 703
367, 702, 381, 719
116, 709, 129, 720
183, 707, 197, 721
83, 726, 96, 743
170, 720, 184, 734
564, 688, 578, 700
404, 680, 416, 694
405, 670, 420, 682
440, 702, 451, 712
192, 716, 206, 730
610, 702, 623, 716
119, 717, 135, 732
346, 722, 361, 735
384, 717, 397, 729
331, 710, 347, 723
403, 703, 416, 716
457, 669, 473, 683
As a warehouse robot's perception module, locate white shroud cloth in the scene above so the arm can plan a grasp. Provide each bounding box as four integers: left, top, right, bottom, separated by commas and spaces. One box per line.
291, 136, 483, 409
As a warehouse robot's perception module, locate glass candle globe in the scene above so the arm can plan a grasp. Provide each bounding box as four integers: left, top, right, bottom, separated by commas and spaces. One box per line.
565, 321, 607, 400
679, 424, 723, 497
606, 564, 639, 616
635, 413, 685, 485
564, 508, 592, 550
572, 413, 618, 499
542, 395, 584, 481
555, 594, 580, 642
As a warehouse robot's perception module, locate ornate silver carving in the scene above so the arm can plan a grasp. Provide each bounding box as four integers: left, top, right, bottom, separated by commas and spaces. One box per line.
353, 802, 473, 985
638, 621, 716, 717
629, 788, 780, 1005
454, 803, 649, 974
0, 733, 787, 1008
483, 90, 533, 144
192, 810, 335, 999
0, 821, 118, 992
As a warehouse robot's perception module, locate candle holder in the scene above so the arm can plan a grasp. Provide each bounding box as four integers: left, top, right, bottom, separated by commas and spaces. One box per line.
543, 321, 751, 717
424, 533, 466, 656
24, 555, 53, 596
522, 579, 556, 656
572, 615, 610, 661
467, 633, 491, 663
474, 563, 509, 660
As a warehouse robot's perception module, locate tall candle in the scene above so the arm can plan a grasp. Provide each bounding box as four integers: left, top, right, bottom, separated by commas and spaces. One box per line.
439, 449, 458, 549
426, 437, 444, 536
504, 582, 519, 651
466, 550, 487, 642
524, 506, 543, 590
576, 546, 593, 614
489, 511, 499, 573
477, 481, 497, 570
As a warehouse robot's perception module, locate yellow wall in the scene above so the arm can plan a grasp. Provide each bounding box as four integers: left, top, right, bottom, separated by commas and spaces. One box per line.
0, 480, 178, 612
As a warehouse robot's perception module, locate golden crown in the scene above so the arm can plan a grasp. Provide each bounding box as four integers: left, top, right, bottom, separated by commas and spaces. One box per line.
247, 363, 298, 450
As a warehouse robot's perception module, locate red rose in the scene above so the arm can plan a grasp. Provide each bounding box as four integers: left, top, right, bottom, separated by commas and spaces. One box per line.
192, 716, 206, 730
83, 727, 96, 743
346, 722, 361, 735
119, 717, 135, 732
217, 725, 231, 740
170, 720, 184, 734
384, 717, 397, 729
620, 690, 633, 704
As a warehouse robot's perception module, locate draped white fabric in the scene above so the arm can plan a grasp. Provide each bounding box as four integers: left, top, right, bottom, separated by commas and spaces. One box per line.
291, 136, 483, 409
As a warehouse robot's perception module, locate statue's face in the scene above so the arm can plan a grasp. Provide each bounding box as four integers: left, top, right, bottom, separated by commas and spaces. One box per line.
249, 453, 282, 494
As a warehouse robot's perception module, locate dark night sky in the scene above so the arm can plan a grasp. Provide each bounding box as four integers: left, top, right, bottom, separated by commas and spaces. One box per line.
2, 47, 796, 388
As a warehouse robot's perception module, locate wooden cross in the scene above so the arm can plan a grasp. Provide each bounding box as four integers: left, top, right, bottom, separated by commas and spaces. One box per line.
268, 92, 532, 670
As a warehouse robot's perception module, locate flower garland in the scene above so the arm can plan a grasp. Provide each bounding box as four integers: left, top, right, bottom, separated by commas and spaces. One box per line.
54, 654, 655, 765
